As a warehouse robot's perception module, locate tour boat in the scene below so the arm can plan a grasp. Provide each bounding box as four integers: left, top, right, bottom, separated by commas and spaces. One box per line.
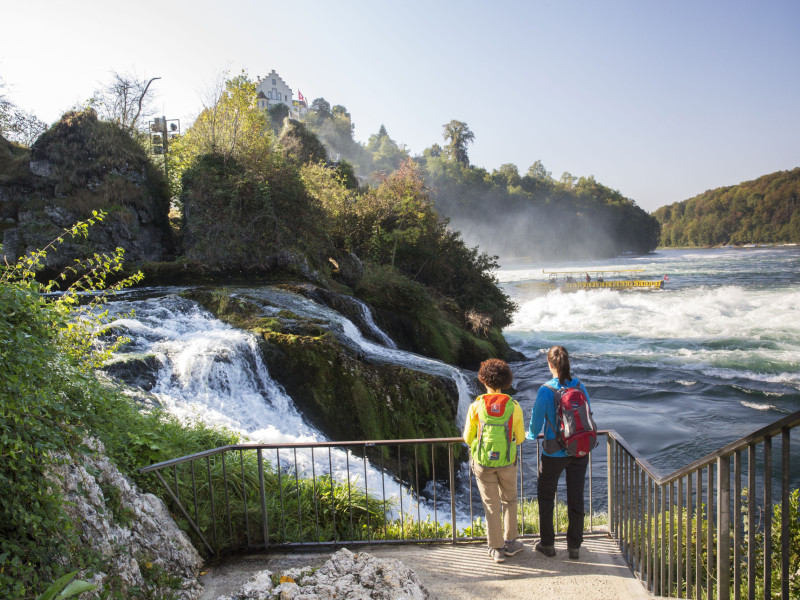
518, 269, 666, 291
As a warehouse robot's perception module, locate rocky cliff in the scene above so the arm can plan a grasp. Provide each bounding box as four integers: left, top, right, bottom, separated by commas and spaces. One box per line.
51, 439, 203, 598
0, 110, 174, 274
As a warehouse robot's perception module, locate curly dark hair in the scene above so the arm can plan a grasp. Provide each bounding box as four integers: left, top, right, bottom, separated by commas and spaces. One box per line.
477, 359, 513, 390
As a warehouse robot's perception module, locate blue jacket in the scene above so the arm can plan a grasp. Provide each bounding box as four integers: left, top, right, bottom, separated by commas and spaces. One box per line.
526, 377, 591, 457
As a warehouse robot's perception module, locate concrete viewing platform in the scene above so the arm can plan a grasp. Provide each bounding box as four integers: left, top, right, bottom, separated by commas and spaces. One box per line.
199, 533, 650, 599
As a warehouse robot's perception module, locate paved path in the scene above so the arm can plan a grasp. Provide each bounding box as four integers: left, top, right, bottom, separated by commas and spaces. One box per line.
199, 533, 651, 600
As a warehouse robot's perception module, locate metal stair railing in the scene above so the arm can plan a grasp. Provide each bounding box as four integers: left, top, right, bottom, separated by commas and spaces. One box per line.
138, 436, 609, 555
139, 410, 799, 600
606, 409, 800, 600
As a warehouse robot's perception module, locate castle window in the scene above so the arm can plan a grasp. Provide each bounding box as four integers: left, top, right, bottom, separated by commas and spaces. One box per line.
272, 79, 276, 85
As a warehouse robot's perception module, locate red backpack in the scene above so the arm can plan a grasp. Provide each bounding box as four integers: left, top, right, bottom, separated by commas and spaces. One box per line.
543, 383, 598, 457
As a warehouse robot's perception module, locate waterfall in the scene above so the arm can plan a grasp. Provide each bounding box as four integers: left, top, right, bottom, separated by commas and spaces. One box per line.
106, 290, 476, 518
351, 296, 397, 349
230, 286, 477, 427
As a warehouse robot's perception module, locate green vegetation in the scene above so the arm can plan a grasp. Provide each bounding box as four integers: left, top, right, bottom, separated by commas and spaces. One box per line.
621, 489, 800, 599
0, 216, 236, 597
169, 72, 516, 362
300, 100, 661, 259
654, 168, 800, 247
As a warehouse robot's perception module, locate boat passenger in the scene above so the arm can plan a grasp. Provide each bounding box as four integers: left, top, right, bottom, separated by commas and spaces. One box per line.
584, 272, 591, 283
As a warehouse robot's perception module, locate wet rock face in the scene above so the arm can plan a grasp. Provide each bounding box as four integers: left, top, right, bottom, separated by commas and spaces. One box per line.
50, 439, 203, 599
216, 548, 428, 600
101, 352, 161, 390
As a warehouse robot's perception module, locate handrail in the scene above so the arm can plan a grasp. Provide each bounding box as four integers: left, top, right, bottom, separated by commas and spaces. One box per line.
606, 409, 799, 600
138, 437, 468, 473
139, 413, 799, 600
542, 269, 645, 273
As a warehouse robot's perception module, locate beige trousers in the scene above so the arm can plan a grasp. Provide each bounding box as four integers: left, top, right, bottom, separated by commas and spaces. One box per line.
472, 460, 519, 549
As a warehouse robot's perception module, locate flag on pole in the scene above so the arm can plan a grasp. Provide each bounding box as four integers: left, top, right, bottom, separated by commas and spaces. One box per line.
298, 90, 306, 104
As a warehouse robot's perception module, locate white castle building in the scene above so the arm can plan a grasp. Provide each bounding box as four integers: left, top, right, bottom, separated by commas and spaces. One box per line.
255, 70, 308, 119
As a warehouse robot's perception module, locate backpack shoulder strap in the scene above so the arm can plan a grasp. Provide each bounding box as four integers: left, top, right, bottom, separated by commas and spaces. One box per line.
543, 385, 560, 438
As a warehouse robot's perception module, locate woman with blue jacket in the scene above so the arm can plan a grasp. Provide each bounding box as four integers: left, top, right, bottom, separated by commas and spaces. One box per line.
527, 345, 591, 560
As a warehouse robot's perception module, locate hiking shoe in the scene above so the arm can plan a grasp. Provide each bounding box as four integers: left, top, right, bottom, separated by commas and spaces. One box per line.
568, 548, 580, 560
504, 539, 524, 556
488, 547, 506, 563
535, 542, 556, 557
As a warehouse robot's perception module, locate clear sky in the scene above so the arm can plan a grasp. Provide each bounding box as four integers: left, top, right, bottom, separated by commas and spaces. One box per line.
2, 0, 798, 212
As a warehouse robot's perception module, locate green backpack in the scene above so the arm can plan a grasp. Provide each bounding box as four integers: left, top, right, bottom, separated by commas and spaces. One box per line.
470, 394, 517, 467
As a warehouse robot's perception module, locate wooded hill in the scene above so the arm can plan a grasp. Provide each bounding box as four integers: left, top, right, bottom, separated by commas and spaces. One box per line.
654, 168, 800, 247
300, 102, 661, 259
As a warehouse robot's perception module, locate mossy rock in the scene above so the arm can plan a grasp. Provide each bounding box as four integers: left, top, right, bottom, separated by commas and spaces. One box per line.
102, 353, 160, 391
183, 287, 463, 482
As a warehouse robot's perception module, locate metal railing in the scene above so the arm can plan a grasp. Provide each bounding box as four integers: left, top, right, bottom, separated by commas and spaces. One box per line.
138, 436, 606, 555
140, 410, 799, 600
607, 409, 800, 600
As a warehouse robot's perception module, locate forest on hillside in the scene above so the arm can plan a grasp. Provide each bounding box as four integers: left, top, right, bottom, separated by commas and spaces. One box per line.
653, 168, 800, 247
296, 97, 660, 259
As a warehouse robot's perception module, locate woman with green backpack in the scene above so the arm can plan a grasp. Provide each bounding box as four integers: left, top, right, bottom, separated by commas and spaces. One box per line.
463, 359, 526, 563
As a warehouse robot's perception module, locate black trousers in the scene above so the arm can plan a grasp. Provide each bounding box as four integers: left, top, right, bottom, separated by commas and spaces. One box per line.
537, 453, 589, 549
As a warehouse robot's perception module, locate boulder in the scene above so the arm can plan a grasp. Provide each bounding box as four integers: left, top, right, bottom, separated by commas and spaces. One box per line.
218, 548, 428, 600
50, 438, 203, 599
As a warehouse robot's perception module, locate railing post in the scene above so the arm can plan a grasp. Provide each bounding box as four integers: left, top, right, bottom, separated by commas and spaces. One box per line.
717, 454, 730, 600
449, 443, 457, 544
763, 436, 772, 600
781, 428, 790, 600
607, 435, 615, 538
257, 448, 269, 549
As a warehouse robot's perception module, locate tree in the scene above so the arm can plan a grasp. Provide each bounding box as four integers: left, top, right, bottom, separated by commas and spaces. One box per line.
331, 105, 351, 120
559, 171, 577, 188
92, 71, 160, 133
172, 72, 272, 166
278, 119, 328, 164
366, 126, 408, 174
267, 103, 290, 132
0, 77, 47, 146
527, 160, 551, 180
492, 163, 521, 188
310, 97, 331, 119
442, 120, 474, 166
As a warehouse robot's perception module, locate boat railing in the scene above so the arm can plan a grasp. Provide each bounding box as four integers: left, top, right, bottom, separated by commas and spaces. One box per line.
140, 410, 800, 600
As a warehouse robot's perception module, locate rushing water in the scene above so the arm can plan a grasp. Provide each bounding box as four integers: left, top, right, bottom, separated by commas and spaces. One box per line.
105, 287, 476, 519
105, 246, 800, 519
498, 246, 800, 477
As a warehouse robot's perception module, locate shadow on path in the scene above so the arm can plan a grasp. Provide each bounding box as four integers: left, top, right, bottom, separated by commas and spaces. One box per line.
199, 533, 650, 600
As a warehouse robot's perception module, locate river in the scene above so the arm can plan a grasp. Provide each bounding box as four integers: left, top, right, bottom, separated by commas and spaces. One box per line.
499, 246, 800, 477
106, 246, 800, 515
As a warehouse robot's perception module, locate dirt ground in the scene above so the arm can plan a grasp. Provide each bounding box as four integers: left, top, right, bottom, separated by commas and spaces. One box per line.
198, 533, 651, 600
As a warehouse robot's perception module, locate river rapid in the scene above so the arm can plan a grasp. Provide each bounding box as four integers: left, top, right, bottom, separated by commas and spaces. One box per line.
499, 246, 800, 476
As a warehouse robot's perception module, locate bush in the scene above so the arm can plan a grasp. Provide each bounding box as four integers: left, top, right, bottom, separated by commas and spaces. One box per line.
0, 212, 235, 597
